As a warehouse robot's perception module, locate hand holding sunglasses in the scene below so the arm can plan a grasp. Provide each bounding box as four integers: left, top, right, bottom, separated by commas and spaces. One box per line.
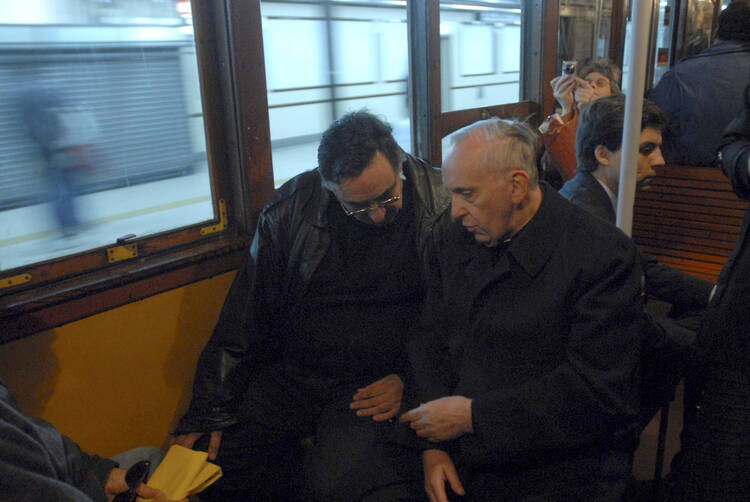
106, 460, 186, 502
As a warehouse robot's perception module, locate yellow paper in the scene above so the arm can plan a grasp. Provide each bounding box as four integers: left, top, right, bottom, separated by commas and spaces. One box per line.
138, 444, 222, 500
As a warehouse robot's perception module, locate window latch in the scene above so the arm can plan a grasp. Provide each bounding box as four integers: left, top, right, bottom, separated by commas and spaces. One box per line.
108, 235, 139, 264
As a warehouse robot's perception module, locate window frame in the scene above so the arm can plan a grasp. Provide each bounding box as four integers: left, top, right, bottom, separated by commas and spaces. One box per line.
408, 0, 558, 165
0, 0, 275, 343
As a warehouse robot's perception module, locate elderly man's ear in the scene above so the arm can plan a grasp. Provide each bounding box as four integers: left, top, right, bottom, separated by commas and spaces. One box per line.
510, 170, 531, 204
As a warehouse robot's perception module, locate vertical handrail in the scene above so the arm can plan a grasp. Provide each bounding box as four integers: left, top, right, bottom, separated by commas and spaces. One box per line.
616, 0, 652, 236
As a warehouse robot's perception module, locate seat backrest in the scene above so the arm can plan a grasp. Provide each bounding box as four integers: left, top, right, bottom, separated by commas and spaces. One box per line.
632, 165, 749, 283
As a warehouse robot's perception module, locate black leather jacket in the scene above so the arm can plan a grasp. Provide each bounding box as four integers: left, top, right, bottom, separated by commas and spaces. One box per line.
176, 154, 449, 433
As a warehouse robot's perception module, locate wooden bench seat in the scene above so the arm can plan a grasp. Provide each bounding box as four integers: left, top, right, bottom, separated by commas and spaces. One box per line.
632, 165, 749, 283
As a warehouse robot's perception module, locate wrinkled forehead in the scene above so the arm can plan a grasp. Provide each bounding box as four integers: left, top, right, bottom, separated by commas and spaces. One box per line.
442, 133, 504, 184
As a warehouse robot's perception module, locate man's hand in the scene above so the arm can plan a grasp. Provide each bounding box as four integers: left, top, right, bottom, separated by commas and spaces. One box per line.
170, 430, 223, 460
422, 449, 465, 502
105, 468, 187, 502
550, 74, 577, 117
399, 396, 473, 442
350, 373, 403, 421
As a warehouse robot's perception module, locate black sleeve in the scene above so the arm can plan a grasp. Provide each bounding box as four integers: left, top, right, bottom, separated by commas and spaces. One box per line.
176, 211, 287, 433
406, 213, 461, 455
642, 251, 713, 311
1, 392, 116, 502
63, 436, 118, 502
719, 84, 750, 198
409, 214, 458, 407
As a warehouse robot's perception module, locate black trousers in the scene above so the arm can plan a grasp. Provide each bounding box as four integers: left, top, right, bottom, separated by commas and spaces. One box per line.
197, 363, 423, 502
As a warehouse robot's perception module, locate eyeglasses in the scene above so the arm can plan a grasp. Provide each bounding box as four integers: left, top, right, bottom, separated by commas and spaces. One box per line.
113, 460, 151, 502
341, 194, 401, 217
585, 77, 610, 88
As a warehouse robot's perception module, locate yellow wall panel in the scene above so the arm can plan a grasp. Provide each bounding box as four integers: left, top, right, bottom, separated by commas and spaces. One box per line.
0, 271, 235, 457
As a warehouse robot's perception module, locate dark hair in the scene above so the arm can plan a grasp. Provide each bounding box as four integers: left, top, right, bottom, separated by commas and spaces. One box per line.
576, 95, 668, 172
717, 0, 750, 42
317, 110, 401, 184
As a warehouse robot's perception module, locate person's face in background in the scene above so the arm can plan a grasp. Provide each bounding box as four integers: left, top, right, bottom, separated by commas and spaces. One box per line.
596, 127, 666, 192
575, 71, 614, 108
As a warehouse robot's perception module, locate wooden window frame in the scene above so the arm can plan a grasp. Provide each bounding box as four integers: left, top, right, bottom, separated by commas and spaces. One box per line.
0, 0, 275, 343
408, 0, 558, 165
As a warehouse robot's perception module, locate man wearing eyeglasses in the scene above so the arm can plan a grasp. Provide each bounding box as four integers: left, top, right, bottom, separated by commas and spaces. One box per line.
173, 111, 448, 501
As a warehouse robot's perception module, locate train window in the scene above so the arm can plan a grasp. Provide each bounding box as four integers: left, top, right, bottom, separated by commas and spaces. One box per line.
0, 1, 273, 341
261, 0, 411, 186
0, 2, 213, 271
557, 0, 614, 72
439, 1, 522, 113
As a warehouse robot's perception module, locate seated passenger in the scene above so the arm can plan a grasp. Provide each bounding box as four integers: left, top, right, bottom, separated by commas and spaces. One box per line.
401, 118, 643, 501
664, 84, 750, 502
172, 111, 449, 501
563, 95, 712, 313
0, 378, 177, 502
539, 59, 621, 184
648, 0, 750, 166
562, 95, 714, 426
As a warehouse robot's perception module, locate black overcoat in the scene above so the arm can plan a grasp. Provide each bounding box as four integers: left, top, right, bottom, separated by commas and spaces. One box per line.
412, 185, 643, 501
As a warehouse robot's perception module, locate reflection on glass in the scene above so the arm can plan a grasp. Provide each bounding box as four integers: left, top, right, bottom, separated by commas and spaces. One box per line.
558, 0, 613, 73
652, 0, 674, 86
0, 0, 213, 272
683, 0, 714, 58
439, 1, 522, 113
261, 0, 411, 186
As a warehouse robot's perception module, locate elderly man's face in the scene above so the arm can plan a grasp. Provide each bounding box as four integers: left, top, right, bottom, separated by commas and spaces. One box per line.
327, 151, 403, 226
442, 135, 515, 247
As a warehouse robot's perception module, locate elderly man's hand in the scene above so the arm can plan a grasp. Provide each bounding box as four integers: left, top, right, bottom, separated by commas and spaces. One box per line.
399, 396, 473, 442
422, 449, 465, 502
350, 373, 403, 421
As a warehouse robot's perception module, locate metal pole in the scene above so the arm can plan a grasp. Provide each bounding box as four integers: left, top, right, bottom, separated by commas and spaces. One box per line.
616, 0, 652, 236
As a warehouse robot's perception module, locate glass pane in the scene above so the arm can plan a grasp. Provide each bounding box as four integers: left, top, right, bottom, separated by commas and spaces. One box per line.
439, 1, 522, 113
652, 0, 675, 86
558, 0, 613, 73
682, 0, 714, 59
261, 0, 411, 187
0, 0, 214, 272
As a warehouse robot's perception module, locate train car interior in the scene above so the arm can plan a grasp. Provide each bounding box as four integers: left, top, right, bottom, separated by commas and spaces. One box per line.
0, 0, 745, 499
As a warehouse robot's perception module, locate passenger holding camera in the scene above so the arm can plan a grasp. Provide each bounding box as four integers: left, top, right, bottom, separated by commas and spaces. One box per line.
539, 59, 621, 185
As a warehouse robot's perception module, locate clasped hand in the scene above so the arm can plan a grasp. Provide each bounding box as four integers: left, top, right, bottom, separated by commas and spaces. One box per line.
399, 395, 473, 442
350, 373, 403, 421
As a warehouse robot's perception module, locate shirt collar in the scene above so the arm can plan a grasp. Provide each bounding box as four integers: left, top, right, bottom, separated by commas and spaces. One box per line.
594, 176, 618, 213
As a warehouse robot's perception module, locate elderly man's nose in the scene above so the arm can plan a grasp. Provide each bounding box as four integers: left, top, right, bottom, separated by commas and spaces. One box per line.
451, 196, 467, 220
